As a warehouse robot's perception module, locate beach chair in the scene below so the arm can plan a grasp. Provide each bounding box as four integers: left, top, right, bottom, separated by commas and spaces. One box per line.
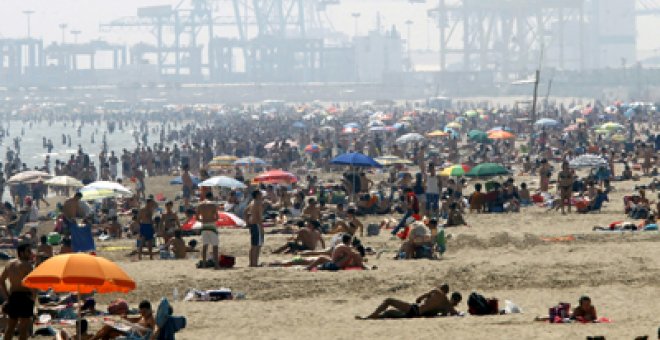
588, 193, 608, 213
155, 298, 186, 340
157, 316, 186, 340
578, 193, 608, 213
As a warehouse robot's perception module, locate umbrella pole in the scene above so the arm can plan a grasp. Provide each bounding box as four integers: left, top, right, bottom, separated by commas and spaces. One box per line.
77, 284, 82, 340
351, 165, 356, 203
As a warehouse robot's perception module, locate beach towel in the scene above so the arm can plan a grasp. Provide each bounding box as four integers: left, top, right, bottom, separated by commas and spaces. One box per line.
97, 246, 133, 252
69, 224, 95, 252
309, 266, 364, 272
549, 316, 612, 324
157, 316, 186, 340
540, 235, 576, 242
184, 289, 233, 302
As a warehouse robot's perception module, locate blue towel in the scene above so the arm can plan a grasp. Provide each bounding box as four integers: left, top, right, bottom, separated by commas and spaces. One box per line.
158, 317, 186, 340
69, 224, 96, 252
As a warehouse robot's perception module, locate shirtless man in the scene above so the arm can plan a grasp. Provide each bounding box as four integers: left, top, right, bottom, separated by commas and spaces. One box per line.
302, 198, 321, 221
133, 167, 146, 201
358, 284, 462, 319
330, 208, 364, 237
36, 235, 53, 265
137, 199, 158, 260
246, 190, 264, 267
62, 192, 82, 236
1, 243, 35, 340
160, 201, 180, 244
197, 192, 219, 269
166, 230, 187, 259
106, 216, 122, 239
557, 161, 574, 214
91, 300, 155, 340
272, 220, 325, 254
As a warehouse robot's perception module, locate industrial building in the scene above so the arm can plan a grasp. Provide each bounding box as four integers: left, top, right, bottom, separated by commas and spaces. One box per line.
0, 0, 657, 89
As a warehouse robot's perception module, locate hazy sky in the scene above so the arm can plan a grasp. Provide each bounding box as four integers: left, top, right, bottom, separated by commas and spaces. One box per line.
1, 0, 659, 58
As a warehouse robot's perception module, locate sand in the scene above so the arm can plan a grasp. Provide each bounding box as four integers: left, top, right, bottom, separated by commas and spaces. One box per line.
29, 170, 660, 339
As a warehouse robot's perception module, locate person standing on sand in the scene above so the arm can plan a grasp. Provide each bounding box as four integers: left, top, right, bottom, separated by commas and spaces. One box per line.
160, 201, 180, 244
246, 190, 264, 267
181, 165, 193, 209
1, 243, 35, 340
539, 159, 551, 192
137, 198, 157, 260
557, 161, 574, 215
62, 192, 82, 236
134, 166, 146, 201
197, 192, 219, 269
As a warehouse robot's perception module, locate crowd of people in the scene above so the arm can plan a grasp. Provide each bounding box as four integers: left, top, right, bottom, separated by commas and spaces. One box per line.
0, 98, 656, 338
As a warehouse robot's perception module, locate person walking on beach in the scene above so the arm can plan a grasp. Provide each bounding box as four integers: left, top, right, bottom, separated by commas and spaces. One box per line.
246, 190, 264, 267
197, 192, 219, 269
1, 243, 35, 340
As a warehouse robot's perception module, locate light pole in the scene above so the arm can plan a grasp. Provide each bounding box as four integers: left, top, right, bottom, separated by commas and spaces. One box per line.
351, 12, 361, 37
59, 23, 68, 44
71, 30, 81, 44
22, 10, 34, 38
426, 17, 431, 51
405, 19, 414, 67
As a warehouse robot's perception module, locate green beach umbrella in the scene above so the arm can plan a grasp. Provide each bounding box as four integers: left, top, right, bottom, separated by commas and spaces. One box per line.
468, 130, 490, 143
466, 163, 510, 177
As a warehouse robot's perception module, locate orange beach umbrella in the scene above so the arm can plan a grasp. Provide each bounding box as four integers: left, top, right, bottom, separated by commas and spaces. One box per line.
23, 253, 136, 294
487, 130, 516, 140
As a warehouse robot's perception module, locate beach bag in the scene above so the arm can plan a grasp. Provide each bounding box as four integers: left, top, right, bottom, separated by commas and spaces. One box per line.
367, 224, 380, 236
532, 194, 543, 203
487, 299, 499, 315
218, 255, 235, 268
468, 292, 491, 315
205, 289, 233, 301
548, 303, 571, 323
396, 226, 411, 240
47, 232, 62, 246
413, 245, 433, 259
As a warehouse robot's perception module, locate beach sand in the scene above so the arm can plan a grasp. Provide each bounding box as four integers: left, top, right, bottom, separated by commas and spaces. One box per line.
31, 171, 660, 339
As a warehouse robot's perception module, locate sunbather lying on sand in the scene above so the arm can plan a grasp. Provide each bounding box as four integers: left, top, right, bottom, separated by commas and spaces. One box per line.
91, 300, 155, 340
305, 233, 367, 270
56, 319, 91, 340
356, 284, 462, 319
266, 256, 316, 267
298, 232, 347, 257
535, 295, 598, 323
